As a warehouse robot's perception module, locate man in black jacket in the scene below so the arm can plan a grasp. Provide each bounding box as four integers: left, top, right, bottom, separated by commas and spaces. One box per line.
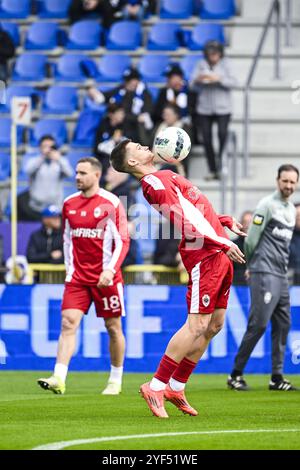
0, 24, 15, 83
26, 205, 64, 264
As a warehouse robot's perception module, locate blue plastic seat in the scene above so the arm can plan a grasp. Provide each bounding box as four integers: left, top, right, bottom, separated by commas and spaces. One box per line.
187, 23, 225, 50
25, 22, 59, 50
30, 119, 68, 147
43, 86, 78, 114
72, 110, 103, 148
106, 21, 142, 50
98, 54, 131, 82
147, 23, 181, 51
0, 118, 23, 147
199, 0, 236, 19
37, 0, 71, 19
55, 54, 91, 82
0, 22, 20, 46
180, 54, 203, 80
0, 85, 37, 113
0, 0, 30, 19
65, 150, 88, 173
0, 152, 10, 180
138, 55, 169, 83
13, 53, 47, 81
160, 0, 193, 19
66, 20, 102, 50
148, 86, 160, 103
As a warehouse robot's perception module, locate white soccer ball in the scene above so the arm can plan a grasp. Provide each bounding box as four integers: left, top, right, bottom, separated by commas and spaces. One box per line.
154, 126, 191, 163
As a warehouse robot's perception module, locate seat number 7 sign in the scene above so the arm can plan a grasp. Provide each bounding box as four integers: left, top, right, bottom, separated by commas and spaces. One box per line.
11, 97, 32, 125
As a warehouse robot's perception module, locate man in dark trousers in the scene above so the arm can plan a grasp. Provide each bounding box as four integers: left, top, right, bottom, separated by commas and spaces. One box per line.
0, 24, 15, 83
26, 205, 64, 264
228, 164, 299, 391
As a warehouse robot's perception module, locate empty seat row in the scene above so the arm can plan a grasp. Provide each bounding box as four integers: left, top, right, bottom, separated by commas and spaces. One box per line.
0, 0, 236, 20
2, 20, 225, 51
10, 52, 203, 82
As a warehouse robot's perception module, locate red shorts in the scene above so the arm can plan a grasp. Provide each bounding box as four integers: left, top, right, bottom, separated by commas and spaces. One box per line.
186, 251, 233, 314
61, 282, 125, 318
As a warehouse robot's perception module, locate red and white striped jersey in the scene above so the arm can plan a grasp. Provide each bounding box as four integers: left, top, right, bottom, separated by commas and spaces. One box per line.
141, 170, 233, 272
62, 189, 129, 285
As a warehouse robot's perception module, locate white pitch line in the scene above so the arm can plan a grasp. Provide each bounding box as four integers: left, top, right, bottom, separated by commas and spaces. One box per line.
32, 429, 300, 450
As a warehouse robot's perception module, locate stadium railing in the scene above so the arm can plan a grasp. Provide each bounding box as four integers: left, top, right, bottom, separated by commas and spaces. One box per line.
28, 263, 189, 285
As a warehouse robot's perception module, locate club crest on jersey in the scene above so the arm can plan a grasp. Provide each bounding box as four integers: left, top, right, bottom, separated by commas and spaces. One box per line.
264, 292, 272, 304
188, 186, 201, 201
94, 206, 101, 218
202, 294, 210, 308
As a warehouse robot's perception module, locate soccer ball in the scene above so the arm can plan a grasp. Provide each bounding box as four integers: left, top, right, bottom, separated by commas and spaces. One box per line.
154, 127, 191, 163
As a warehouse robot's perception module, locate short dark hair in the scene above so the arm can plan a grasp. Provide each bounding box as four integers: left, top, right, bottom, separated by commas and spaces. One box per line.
77, 157, 102, 172
277, 164, 299, 181
110, 139, 131, 173
163, 103, 181, 117
39, 135, 56, 146
107, 103, 124, 114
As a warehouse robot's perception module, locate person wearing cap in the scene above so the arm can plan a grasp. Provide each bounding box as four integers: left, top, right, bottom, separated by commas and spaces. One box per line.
153, 63, 194, 124
26, 205, 64, 264
190, 40, 238, 181
87, 67, 153, 142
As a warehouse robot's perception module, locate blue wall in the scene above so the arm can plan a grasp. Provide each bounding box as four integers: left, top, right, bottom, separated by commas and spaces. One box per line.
0, 285, 300, 373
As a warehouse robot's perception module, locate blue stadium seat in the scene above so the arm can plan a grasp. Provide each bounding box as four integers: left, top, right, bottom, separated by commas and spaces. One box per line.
138, 55, 169, 83
160, 0, 193, 19
25, 22, 59, 50
72, 110, 103, 148
199, 0, 236, 19
180, 54, 203, 80
37, 0, 71, 18
0, 0, 30, 19
0, 22, 20, 46
66, 20, 102, 50
0, 85, 37, 113
55, 54, 91, 82
43, 86, 78, 114
30, 119, 68, 147
98, 54, 131, 82
147, 23, 181, 51
148, 86, 160, 103
13, 54, 47, 81
0, 152, 10, 180
0, 118, 23, 148
106, 21, 142, 50
65, 150, 87, 173
187, 23, 225, 50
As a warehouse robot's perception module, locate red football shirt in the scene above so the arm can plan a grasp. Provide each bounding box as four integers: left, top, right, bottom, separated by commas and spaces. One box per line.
62, 188, 129, 285
141, 170, 233, 272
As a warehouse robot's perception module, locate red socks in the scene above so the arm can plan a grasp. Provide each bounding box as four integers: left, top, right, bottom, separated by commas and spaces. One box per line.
154, 354, 179, 384
172, 357, 197, 384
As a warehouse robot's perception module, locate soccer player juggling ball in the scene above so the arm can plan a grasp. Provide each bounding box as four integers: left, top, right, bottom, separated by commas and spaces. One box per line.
38, 158, 129, 396
110, 140, 246, 418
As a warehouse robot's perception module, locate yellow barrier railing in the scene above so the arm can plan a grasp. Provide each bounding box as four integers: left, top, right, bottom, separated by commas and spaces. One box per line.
28, 264, 188, 285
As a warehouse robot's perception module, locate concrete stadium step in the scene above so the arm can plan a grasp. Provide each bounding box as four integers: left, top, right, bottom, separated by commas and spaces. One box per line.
229, 57, 298, 85
241, 0, 300, 21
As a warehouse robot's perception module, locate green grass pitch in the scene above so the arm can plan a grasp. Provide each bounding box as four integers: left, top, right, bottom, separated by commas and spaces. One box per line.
0, 372, 300, 450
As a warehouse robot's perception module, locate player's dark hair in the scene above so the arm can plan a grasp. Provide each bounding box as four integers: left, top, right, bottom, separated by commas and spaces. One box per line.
39, 135, 56, 146
107, 103, 124, 114
163, 103, 181, 117
110, 139, 131, 173
77, 157, 102, 172
277, 164, 299, 181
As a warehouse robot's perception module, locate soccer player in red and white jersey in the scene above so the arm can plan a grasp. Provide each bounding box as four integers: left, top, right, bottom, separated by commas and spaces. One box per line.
110, 140, 246, 418
38, 158, 129, 396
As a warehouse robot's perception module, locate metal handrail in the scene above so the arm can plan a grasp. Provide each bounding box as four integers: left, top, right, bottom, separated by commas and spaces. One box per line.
242, 0, 281, 178
286, 0, 292, 46
220, 130, 238, 214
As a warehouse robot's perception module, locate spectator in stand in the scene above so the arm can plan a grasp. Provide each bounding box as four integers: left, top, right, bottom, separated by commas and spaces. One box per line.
18, 136, 73, 221
153, 64, 194, 123
88, 67, 153, 142
0, 24, 15, 83
122, 0, 148, 21
105, 165, 138, 266
190, 40, 237, 181
26, 205, 64, 264
289, 203, 300, 284
94, 103, 134, 182
233, 210, 253, 285
68, 0, 102, 23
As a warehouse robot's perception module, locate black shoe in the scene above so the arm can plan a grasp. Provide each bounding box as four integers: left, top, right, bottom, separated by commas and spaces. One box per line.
227, 375, 249, 391
269, 379, 299, 391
